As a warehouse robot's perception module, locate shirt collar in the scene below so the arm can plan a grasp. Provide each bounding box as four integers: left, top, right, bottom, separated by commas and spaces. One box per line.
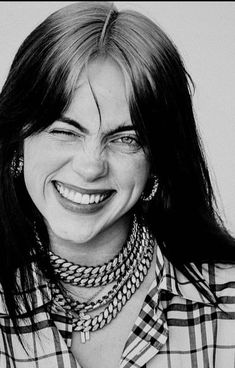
153, 244, 217, 306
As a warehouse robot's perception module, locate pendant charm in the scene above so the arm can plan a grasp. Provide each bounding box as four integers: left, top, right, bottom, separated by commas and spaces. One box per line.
79, 312, 91, 343
81, 330, 90, 343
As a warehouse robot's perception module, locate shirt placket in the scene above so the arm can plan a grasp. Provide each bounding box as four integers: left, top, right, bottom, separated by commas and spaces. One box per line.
120, 294, 169, 368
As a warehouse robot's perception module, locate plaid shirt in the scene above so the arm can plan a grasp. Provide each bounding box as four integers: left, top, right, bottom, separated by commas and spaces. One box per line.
1, 244, 235, 368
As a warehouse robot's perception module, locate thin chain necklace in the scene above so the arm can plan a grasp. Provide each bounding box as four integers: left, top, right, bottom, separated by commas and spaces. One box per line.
46, 217, 155, 343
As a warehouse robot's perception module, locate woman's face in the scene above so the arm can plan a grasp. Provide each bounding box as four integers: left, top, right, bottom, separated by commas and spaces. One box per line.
24, 58, 150, 246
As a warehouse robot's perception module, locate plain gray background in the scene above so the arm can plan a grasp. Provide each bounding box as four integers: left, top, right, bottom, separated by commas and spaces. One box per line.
0, 1, 235, 234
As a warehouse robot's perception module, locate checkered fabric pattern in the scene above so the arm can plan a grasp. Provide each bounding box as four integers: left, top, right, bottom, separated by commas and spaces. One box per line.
1, 244, 235, 367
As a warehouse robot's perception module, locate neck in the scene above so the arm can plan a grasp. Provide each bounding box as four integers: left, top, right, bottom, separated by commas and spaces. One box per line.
48, 213, 133, 267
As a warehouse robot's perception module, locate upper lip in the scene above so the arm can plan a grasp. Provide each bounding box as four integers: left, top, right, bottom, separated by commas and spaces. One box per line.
54, 181, 114, 195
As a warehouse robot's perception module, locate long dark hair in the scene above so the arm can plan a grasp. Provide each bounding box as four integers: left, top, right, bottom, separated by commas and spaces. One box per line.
0, 1, 234, 332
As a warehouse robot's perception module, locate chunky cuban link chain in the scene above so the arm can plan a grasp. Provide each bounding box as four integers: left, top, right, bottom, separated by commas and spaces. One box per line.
49, 218, 155, 343
48, 215, 140, 287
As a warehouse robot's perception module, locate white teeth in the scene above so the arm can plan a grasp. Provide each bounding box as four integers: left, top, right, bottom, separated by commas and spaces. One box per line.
67, 191, 76, 201
81, 194, 90, 204
58, 185, 63, 194
64, 188, 69, 197
95, 195, 100, 204
90, 194, 95, 204
55, 182, 108, 205
74, 192, 82, 203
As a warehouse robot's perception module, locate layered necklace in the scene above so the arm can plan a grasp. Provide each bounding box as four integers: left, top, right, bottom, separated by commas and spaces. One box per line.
36, 215, 155, 343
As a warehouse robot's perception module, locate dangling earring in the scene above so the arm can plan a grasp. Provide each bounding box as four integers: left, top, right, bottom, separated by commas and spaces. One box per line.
10, 154, 24, 178
141, 175, 158, 202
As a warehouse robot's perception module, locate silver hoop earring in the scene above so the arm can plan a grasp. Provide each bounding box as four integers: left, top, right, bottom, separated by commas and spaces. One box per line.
141, 175, 158, 202
10, 154, 24, 178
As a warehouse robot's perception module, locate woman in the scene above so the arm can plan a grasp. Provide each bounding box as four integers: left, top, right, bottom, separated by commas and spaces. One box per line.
0, 2, 235, 367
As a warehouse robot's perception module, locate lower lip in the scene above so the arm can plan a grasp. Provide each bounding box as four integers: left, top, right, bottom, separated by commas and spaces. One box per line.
53, 183, 114, 214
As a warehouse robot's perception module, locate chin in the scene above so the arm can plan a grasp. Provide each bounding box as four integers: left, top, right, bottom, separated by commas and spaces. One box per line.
50, 222, 96, 245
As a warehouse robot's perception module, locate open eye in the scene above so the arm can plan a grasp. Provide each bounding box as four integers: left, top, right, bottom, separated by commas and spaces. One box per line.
109, 134, 142, 153
112, 135, 140, 146
118, 136, 136, 145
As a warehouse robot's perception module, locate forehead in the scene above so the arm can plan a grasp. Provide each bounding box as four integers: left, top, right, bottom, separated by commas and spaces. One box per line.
64, 58, 132, 132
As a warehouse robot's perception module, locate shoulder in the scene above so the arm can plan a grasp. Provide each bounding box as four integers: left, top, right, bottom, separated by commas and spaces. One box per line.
201, 263, 235, 289
201, 263, 235, 312
0, 266, 51, 317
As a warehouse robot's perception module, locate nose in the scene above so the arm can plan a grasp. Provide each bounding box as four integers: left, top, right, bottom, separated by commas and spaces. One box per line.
71, 145, 108, 182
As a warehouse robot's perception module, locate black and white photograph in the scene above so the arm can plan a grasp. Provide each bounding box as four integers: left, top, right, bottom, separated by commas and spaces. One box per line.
0, 2, 235, 367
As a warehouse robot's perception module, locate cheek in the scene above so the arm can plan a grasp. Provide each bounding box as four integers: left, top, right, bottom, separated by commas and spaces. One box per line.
115, 154, 150, 189
24, 134, 61, 180
23, 160, 43, 202
23, 137, 50, 198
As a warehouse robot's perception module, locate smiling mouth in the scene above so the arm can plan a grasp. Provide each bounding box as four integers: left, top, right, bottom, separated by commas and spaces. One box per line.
54, 181, 113, 205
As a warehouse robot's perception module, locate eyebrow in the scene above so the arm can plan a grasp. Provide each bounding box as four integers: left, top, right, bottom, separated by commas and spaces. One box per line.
59, 115, 135, 136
